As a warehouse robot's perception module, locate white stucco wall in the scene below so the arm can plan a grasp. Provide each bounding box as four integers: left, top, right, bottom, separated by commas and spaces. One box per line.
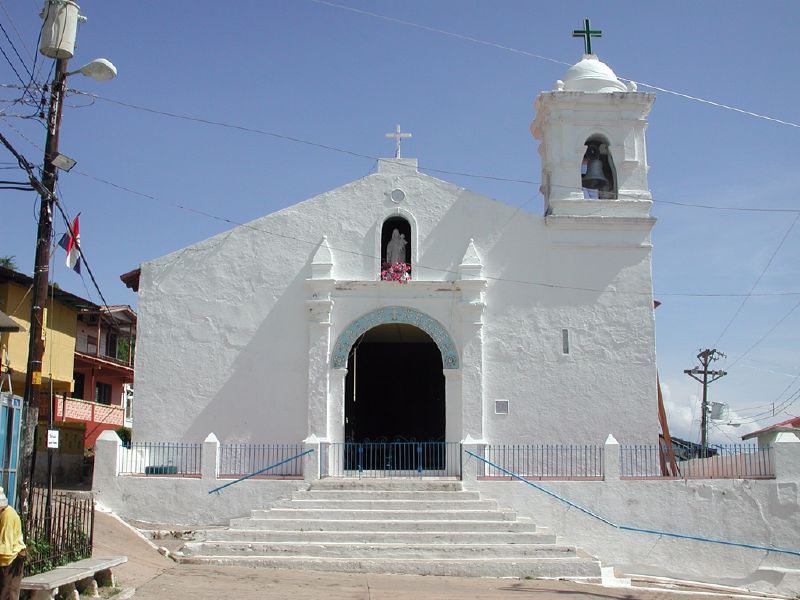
133, 157, 658, 446
92, 434, 800, 595
463, 439, 800, 596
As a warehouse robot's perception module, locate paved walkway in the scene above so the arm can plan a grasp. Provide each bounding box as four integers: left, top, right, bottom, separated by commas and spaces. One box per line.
91, 511, 755, 600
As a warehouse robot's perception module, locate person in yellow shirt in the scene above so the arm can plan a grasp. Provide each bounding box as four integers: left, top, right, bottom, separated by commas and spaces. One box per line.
0, 487, 25, 600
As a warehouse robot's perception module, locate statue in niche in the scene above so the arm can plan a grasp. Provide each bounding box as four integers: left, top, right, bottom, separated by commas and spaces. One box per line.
386, 229, 407, 264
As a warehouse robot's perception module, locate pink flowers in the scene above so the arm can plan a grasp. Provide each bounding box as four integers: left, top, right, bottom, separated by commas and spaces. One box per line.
381, 262, 411, 283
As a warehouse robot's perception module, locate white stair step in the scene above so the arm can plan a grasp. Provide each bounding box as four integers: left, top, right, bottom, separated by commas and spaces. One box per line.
177, 555, 602, 579
184, 541, 577, 559
251, 508, 515, 521
203, 529, 555, 544
311, 479, 463, 491
274, 498, 497, 510
294, 490, 481, 501
228, 518, 535, 532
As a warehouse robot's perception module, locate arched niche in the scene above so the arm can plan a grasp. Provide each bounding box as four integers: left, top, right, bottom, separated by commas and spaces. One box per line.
331, 306, 459, 370
381, 216, 411, 264
580, 133, 618, 200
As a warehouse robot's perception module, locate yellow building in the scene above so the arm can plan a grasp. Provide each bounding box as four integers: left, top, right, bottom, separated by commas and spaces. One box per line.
0, 266, 84, 398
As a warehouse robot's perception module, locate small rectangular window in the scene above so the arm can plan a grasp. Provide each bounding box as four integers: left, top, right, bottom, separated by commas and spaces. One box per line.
562, 329, 570, 354
95, 382, 112, 405
87, 335, 98, 355
495, 399, 509, 415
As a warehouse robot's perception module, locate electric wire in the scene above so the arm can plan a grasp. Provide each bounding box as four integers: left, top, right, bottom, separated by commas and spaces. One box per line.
0, 44, 37, 104
714, 212, 800, 346
0, 1, 33, 62
67, 167, 800, 299
309, 0, 800, 130
726, 297, 800, 370
0, 130, 122, 331
35, 87, 800, 216
0, 22, 33, 81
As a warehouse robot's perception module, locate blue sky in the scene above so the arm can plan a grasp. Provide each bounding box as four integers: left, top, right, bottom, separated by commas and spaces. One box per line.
1, 1, 798, 442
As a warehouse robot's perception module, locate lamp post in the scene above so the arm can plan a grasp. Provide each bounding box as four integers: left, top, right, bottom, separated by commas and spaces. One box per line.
19, 1, 116, 514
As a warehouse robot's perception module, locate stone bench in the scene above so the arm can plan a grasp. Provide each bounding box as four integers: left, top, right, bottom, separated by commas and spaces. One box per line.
21, 556, 127, 600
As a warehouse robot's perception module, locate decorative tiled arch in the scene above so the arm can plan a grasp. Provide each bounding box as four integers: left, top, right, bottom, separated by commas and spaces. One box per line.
331, 306, 459, 369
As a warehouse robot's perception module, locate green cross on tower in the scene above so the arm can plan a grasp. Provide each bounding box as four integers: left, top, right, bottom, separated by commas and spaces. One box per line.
572, 18, 602, 55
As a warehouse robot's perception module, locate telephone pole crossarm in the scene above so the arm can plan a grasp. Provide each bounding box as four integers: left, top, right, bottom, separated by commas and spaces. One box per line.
684, 348, 728, 456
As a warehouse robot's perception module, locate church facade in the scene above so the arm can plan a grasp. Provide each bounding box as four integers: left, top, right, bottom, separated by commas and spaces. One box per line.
133, 54, 659, 448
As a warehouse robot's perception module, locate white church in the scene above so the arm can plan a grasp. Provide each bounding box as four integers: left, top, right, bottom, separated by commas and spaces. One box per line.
133, 54, 658, 449
101, 46, 800, 595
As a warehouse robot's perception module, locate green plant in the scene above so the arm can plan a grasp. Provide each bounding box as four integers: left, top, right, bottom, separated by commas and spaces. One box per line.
115, 426, 131, 447
0, 256, 16, 270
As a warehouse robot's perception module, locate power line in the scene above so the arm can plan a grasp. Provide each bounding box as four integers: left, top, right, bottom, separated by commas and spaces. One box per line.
308, 0, 800, 130
0, 44, 37, 104
727, 297, 800, 369
16, 88, 792, 215
714, 213, 800, 346
0, 22, 33, 80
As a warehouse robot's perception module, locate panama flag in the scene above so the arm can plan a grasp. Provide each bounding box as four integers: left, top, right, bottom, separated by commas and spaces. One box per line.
57, 214, 81, 274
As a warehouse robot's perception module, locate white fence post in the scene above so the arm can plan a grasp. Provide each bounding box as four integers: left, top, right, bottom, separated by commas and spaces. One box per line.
303, 435, 322, 482
603, 434, 621, 481
461, 436, 486, 483
772, 432, 800, 481
202, 433, 220, 480
94, 429, 121, 481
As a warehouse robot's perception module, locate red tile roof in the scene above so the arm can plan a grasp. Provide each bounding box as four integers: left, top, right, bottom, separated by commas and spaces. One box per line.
742, 416, 800, 440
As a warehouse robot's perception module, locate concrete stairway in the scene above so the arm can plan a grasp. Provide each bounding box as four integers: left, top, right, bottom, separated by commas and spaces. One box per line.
178, 479, 602, 580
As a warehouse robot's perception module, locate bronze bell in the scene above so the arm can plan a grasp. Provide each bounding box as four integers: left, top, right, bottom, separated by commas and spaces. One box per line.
583, 153, 608, 189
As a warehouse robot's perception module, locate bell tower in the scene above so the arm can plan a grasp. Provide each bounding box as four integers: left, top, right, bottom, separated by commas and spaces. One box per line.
531, 20, 655, 218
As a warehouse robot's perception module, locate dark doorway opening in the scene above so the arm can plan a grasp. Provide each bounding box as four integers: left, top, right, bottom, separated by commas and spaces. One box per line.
345, 323, 444, 444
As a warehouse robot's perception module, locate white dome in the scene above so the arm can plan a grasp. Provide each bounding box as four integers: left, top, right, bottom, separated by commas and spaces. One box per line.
561, 54, 627, 93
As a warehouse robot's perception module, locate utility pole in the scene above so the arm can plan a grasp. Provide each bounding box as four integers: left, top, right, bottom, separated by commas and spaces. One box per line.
18, 1, 116, 510
684, 349, 727, 456
19, 56, 69, 510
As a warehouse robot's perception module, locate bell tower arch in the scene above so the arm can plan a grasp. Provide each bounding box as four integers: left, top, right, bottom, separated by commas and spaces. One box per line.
531, 52, 655, 218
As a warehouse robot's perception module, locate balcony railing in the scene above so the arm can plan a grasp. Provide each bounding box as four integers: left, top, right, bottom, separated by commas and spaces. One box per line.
40, 396, 124, 428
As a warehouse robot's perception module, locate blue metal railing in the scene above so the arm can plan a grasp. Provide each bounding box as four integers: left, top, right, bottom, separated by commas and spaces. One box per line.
322, 442, 461, 478
620, 444, 773, 479
209, 448, 314, 494
465, 449, 800, 557
481, 444, 603, 479
118, 442, 202, 477
219, 443, 305, 478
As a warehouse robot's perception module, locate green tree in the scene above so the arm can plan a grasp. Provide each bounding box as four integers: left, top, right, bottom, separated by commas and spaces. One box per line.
0, 256, 17, 270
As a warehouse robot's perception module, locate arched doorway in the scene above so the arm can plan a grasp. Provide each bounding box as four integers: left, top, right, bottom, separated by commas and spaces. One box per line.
344, 323, 444, 444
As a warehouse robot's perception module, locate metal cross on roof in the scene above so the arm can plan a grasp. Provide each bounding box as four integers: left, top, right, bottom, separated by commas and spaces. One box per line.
572, 18, 602, 55
385, 124, 412, 159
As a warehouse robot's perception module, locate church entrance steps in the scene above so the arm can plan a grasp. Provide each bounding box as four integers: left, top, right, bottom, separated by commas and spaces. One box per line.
177, 479, 602, 580
176, 556, 602, 580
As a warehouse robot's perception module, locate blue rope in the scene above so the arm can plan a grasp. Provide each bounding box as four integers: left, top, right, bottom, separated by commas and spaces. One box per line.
465, 449, 800, 557
208, 448, 314, 495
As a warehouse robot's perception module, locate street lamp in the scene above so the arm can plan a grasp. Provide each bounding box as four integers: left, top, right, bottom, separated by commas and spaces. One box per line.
67, 58, 117, 82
